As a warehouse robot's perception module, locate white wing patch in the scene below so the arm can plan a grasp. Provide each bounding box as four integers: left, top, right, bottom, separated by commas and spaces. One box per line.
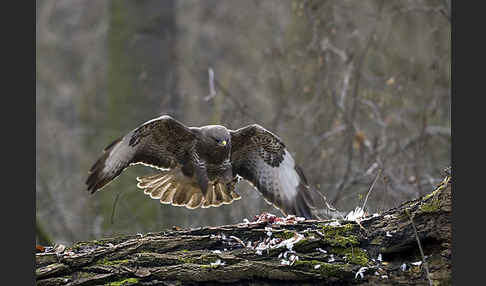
101, 115, 176, 178
101, 133, 169, 179
277, 150, 300, 201
255, 149, 300, 203
102, 137, 136, 177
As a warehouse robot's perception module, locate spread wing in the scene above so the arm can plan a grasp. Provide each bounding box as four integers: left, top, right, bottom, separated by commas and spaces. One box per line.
230, 124, 316, 219
86, 115, 196, 194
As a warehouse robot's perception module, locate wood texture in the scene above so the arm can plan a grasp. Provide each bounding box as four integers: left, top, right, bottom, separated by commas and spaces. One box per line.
36, 175, 451, 285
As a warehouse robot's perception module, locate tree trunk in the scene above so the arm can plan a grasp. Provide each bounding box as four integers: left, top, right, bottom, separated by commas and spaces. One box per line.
36, 174, 451, 285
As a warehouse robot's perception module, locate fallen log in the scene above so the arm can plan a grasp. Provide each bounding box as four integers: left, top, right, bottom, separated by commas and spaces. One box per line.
36, 173, 451, 285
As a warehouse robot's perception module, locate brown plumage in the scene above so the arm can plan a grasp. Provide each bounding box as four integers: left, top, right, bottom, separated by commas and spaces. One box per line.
86, 115, 317, 219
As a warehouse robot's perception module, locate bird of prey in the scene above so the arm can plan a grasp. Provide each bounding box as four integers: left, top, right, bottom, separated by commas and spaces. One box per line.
86, 115, 316, 219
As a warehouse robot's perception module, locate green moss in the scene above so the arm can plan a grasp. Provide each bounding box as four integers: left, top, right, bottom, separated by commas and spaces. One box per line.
293, 259, 319, 266
398, 207, 413, 220
330, 235, 359, 247
419, 197, 441, 213
423, 189, 440, 201
177, 256, 196, 264
199, 264, 211, 269
423, 176, 449, 201
197, 254, 220, 265
318, 223, 359, 247
72, 240, 105, 250
420, 177, 449, 213
369, 236, 383, 245
293, 260, 348, 277
312, 222, 369, 266
293, 238, 313, 249
331, 247, 369, 266
319, 222, 355, 233
105, 278, 138, 286
274, 230, 296, 240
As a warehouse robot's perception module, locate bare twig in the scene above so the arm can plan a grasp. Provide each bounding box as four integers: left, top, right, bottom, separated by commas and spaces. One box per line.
361, 168, 382, 212
320, 38, 348, 63
110, 191, 123, 225
339, 62, 354, 109
312, 188, 344, 220
204, 67, 217, 101
380, 170, 390, 211
332, 1, 385, 206
229, 235, 246, 248
174, 55, 256, 121
406, 209, 433, 286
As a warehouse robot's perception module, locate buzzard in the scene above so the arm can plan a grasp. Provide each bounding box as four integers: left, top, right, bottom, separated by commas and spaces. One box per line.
86, 115, 316, 219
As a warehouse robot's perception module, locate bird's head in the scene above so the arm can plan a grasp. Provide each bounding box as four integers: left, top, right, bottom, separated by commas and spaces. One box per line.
201, 125, 231, 149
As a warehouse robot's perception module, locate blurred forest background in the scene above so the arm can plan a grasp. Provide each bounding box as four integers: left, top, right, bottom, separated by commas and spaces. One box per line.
36, 0, 451, 246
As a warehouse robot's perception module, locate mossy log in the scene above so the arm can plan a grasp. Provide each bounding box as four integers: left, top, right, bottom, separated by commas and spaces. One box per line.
36, 174, 451, 286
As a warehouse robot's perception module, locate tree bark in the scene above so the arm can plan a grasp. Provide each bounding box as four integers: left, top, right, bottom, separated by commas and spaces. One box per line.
36, 174, 451, 286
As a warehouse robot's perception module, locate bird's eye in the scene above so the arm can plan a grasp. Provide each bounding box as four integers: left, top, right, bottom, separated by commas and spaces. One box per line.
213, 138, 227, 146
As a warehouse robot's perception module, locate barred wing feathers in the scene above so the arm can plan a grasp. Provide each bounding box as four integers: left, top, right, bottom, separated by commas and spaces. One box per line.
230, 124, 315, 219
85, 115, 195, 194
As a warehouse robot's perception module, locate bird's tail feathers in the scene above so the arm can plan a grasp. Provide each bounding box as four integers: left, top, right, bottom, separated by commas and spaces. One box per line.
136, 170, 241, 209
202, 181, 241, 208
